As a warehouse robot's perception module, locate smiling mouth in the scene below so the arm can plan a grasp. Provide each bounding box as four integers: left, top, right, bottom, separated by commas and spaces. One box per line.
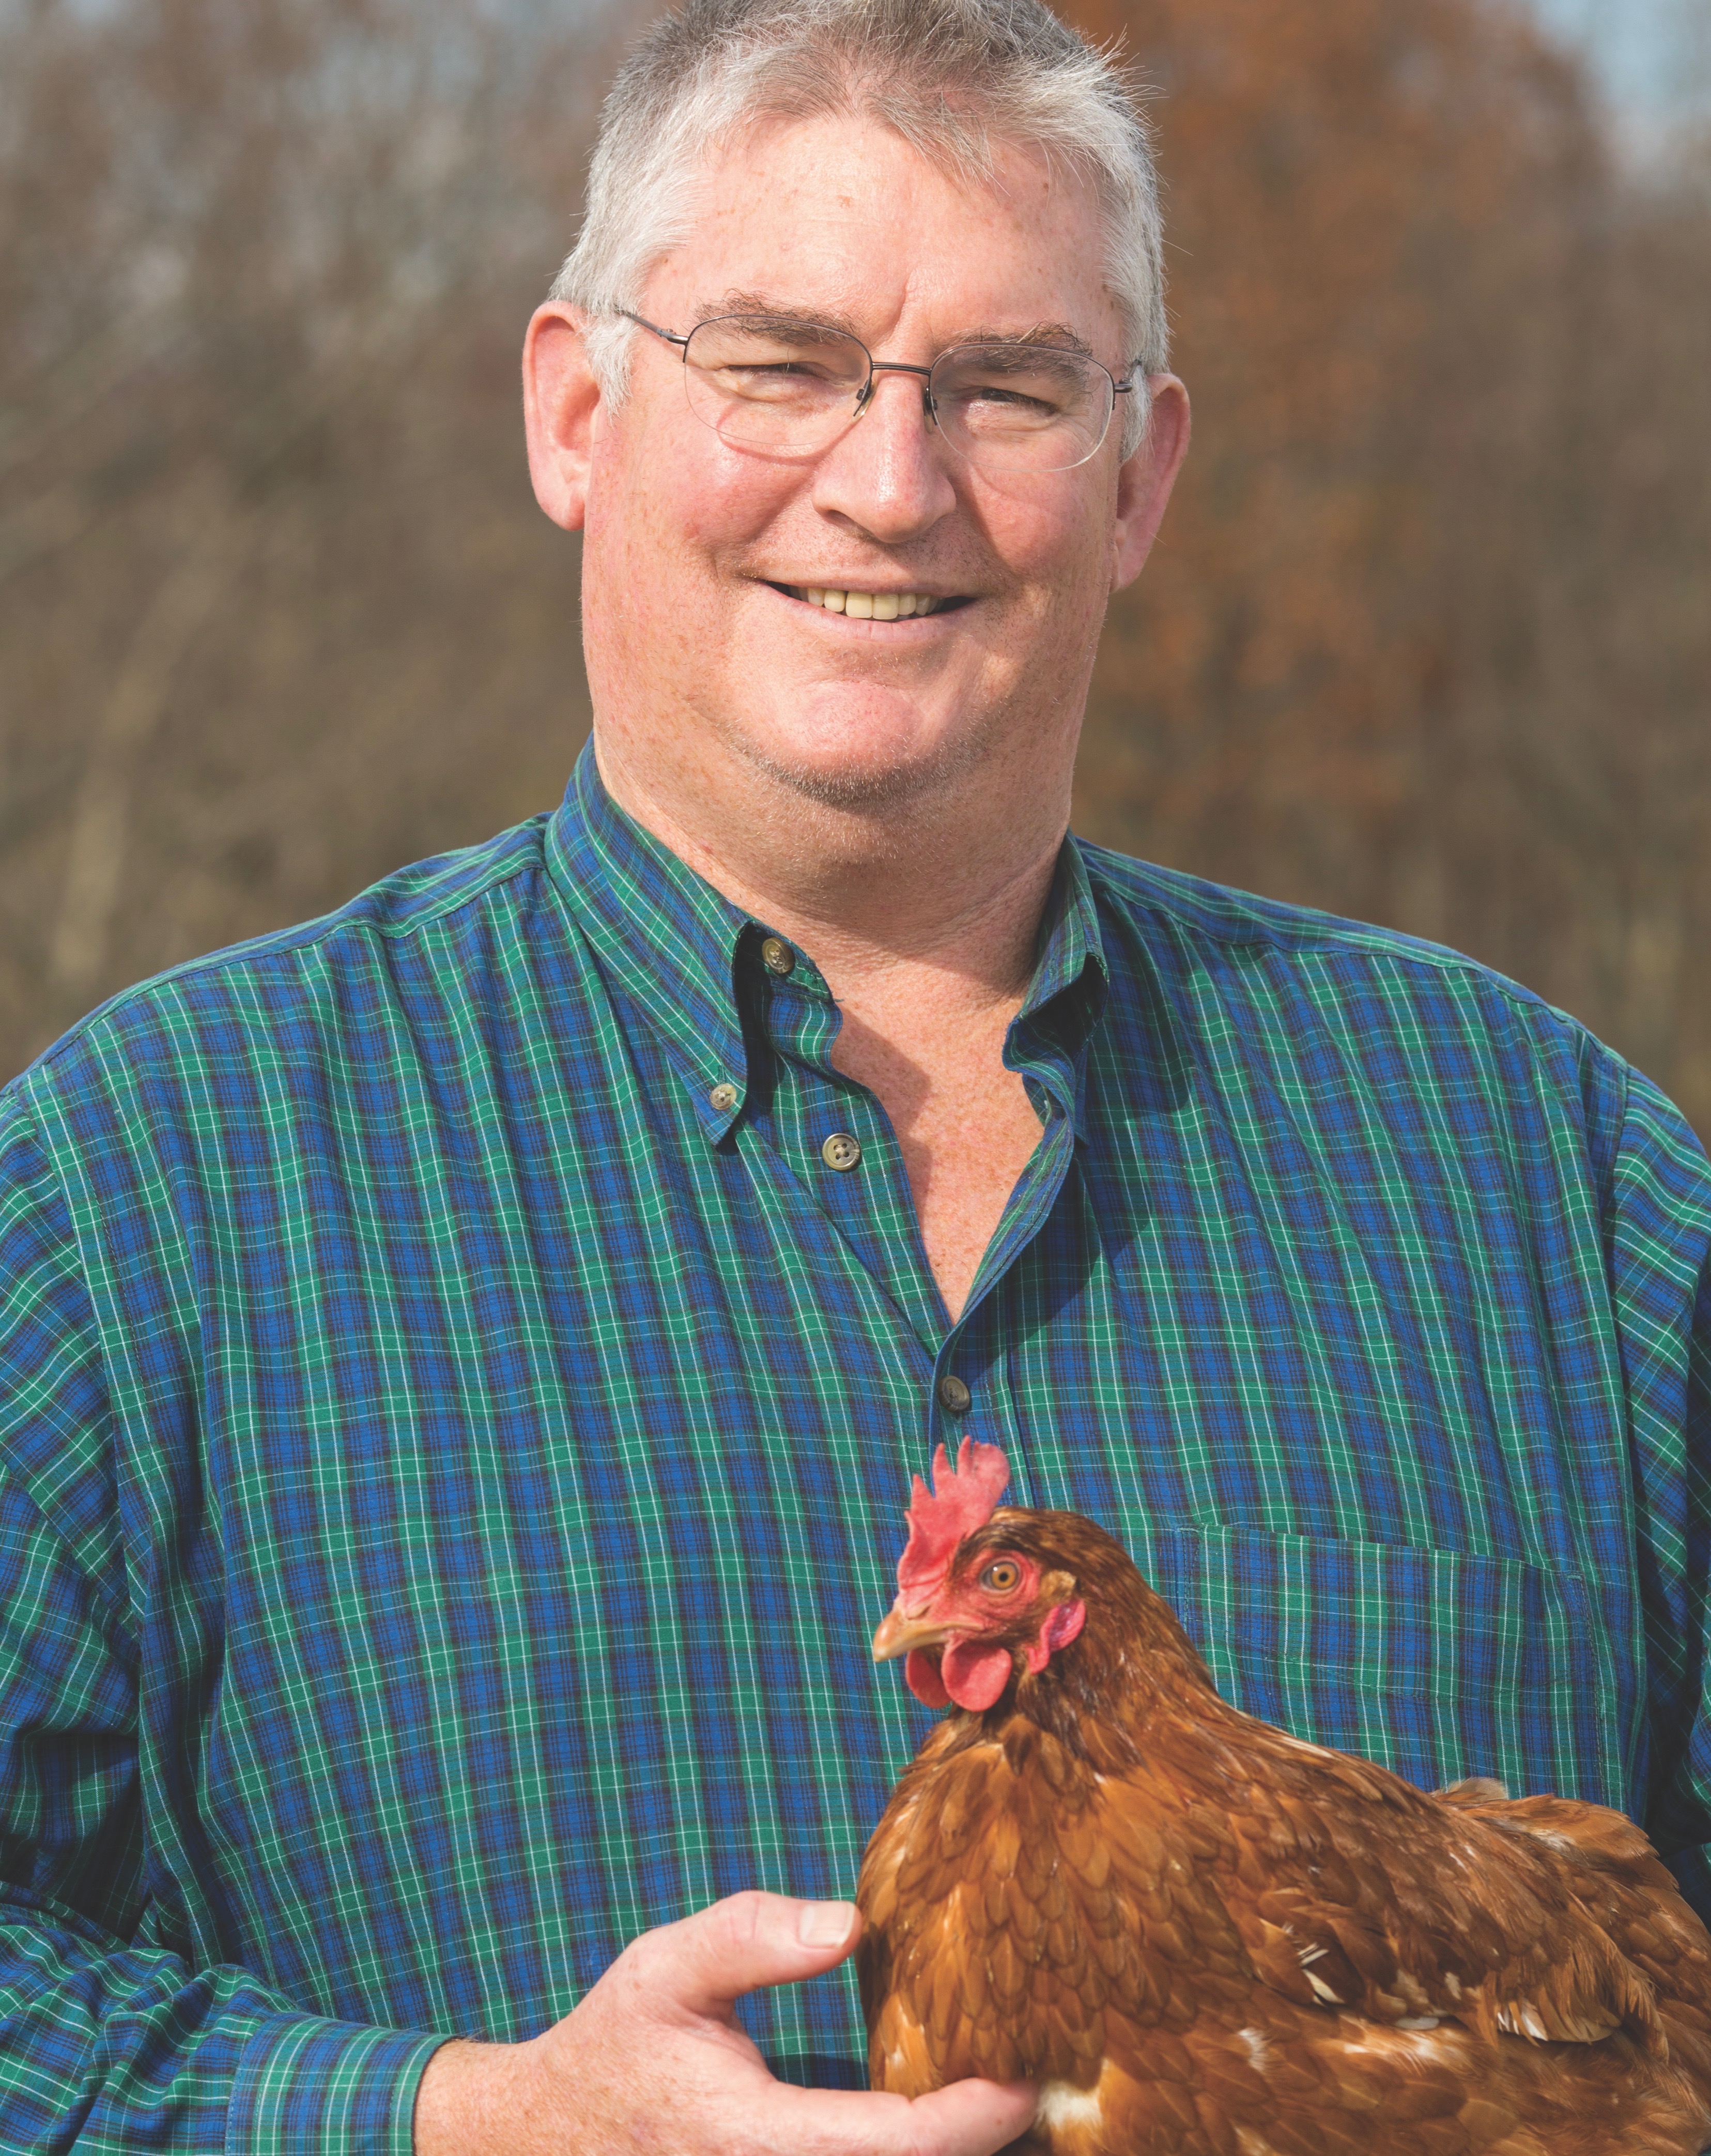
768, 582, 972, 619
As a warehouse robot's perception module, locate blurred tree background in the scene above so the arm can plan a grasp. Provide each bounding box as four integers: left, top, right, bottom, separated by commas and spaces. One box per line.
1, 0, 607, 1063
3, 0, 1709, 1134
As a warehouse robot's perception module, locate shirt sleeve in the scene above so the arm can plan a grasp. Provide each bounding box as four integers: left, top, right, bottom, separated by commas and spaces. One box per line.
0, 1095, 443, 2152
1597, 1059, 1711, 1923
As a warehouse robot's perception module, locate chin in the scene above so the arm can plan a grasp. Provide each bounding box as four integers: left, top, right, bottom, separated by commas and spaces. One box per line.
728, 704, 998, 817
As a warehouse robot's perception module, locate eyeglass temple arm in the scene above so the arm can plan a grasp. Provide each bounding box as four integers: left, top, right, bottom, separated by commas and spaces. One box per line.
617, 309, 690, 352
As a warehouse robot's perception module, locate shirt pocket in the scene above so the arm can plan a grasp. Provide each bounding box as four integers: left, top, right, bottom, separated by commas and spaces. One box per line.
1126, 1520, 1625, 1807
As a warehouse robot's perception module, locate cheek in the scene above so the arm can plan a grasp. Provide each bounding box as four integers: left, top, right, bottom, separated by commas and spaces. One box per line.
602, 393, 803, 568
972, 472, 1112, 598
584, 426, 793, 689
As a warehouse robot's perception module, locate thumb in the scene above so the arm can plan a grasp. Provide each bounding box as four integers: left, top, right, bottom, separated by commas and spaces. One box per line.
641, 1890, 861, 2021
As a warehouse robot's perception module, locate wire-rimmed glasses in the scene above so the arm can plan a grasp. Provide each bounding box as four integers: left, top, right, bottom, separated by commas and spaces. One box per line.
620, 310, 1138, 475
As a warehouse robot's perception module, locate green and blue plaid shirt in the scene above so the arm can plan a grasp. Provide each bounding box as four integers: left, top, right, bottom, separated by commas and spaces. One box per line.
2, 743, 1707, 2150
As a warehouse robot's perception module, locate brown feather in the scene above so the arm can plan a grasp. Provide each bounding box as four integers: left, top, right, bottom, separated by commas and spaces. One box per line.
857, 1505, 1711, 2154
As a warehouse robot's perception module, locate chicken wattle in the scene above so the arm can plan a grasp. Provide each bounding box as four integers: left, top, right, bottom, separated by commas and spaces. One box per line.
856, 1438, 1711, 2155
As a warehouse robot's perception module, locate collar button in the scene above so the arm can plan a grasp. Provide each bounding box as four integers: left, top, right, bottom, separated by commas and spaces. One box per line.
761, 936, 796, 977
708, 1082, 739, 1112
821, 1131, 862, 1172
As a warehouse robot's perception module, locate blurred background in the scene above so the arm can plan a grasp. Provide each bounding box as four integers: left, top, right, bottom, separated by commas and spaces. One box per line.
3, 0, 1708, 1134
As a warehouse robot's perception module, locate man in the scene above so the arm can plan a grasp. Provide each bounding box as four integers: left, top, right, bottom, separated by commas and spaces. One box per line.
1, 0, 1705, 2149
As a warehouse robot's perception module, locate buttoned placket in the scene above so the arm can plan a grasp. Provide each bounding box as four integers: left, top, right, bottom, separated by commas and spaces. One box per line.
732, 914, 1105, 1469
547, 748, 1113, 1488
733, 932, 947, 1354
924, 999, 1095, 1470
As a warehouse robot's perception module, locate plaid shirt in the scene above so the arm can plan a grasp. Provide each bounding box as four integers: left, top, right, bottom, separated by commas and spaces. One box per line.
2, 743, 1707, 2151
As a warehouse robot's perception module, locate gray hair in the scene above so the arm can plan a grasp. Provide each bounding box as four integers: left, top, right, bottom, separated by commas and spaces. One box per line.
549, 0, 1167, 457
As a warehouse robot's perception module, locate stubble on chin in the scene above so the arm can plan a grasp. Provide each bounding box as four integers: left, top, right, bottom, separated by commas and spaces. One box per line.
721, 700, 1009, 831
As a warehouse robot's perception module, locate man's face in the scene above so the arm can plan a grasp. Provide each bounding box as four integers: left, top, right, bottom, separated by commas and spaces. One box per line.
532, 112, 1185, 825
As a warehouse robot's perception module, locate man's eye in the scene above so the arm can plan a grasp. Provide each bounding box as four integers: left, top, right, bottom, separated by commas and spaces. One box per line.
706, 359, 851, 405
961, 383, 1061, 414
980, 1559, 1022, 1592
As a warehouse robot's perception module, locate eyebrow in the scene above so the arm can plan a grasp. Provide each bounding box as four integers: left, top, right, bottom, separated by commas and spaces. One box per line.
960, 323, 1096, 359
703, 292, 867, 340
699, 292, 1097, 360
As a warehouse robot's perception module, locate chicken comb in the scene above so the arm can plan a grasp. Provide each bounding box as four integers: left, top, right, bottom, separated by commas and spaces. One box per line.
897, 1439, 1011, 1593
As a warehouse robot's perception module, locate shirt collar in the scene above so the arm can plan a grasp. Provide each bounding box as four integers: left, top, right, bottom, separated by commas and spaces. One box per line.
1007, 838, 1109, 1137
1020, 836, 1107, 1024
546, 745, 759, 1139
545, 740, 1109, 1140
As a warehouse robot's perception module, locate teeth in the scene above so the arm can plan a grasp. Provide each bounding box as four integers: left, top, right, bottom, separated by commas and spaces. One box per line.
798, 588, 941, 617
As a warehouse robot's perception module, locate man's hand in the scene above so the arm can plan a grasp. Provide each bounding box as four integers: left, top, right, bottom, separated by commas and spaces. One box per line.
413, 1889, 1036, 2154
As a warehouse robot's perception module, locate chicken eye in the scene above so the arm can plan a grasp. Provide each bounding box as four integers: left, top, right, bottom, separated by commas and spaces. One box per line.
980, 1559, 1022, 1593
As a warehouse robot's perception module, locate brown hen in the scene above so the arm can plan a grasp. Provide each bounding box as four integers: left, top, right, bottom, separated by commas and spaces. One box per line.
856, 1440, 1711, 2155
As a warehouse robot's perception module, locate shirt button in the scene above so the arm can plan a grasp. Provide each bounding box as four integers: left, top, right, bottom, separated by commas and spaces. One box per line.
708, 1082, 739, 1112
821, 1131, 862, 1172
936, 1374, 972, 1415
761, 936, 796, 977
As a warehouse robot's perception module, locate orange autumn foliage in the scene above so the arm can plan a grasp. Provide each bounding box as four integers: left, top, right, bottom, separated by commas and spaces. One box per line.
2, 0, 1708, 1127
1063, 0, 1710, 1132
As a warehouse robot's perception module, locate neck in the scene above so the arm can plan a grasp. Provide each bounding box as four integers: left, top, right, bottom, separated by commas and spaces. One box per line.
997, 1529, 1226, 1769
593, 727, 1070, 1016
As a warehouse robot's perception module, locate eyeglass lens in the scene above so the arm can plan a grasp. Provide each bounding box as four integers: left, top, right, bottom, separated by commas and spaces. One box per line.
678, 316, 1118, 473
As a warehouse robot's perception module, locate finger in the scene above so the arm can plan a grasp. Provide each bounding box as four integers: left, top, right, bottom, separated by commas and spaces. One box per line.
765, 2077, 1039, 2156
909, 2076, 1040, 2152
631, 1890, 862, 2019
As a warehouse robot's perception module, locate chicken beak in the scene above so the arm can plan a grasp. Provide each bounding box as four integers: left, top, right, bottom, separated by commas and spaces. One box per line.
871, 1599, 952, 1663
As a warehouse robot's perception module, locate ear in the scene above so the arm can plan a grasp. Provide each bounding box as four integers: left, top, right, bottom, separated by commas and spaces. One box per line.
1109, 373, 1190, 593
1023, 1590, 1085, 1675
521, 302, 604, 533
1042, 1599, 1085, 1653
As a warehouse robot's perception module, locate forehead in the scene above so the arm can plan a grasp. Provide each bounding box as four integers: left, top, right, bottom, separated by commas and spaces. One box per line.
642, 110, 1123, 357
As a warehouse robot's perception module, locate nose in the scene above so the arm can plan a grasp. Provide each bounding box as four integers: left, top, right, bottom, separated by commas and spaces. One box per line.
810, 366, 958, 545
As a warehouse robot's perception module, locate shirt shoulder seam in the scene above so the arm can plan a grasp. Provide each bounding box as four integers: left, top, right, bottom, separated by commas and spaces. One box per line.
1074, 837, 1586, 1025
0, 1098, 136, 1650
19, 845, 545, 1082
